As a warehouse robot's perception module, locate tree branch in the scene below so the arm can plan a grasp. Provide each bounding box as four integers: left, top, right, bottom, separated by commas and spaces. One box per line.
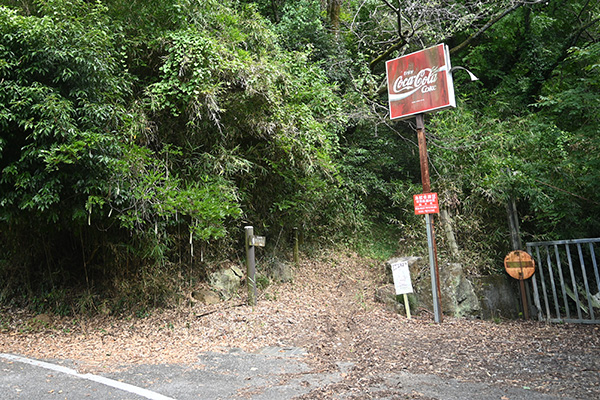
380, 0, 398, 13
450, 1, 551, 55
369, 38, 407, 71
528, 15, 600, 99
450, 2, 524, 55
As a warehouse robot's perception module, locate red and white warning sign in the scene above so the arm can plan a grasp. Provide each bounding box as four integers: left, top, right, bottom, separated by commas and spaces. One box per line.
413, 193, 439, 215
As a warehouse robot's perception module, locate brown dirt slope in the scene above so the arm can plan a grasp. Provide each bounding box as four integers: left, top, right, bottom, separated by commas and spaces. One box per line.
1, 251, 598, 398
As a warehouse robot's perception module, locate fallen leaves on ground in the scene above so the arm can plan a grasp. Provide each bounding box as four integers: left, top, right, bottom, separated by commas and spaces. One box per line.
1, 250, 598, 398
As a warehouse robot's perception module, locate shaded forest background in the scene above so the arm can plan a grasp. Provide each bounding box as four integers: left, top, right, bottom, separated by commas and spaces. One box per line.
0, 0, 598, 314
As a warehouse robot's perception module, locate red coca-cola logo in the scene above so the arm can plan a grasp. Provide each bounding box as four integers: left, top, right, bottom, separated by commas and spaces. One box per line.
390, 66, 443, 101
386, 44, 455, 120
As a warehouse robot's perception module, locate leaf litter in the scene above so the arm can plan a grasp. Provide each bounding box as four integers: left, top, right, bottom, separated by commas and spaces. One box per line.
0, 250, 598, 398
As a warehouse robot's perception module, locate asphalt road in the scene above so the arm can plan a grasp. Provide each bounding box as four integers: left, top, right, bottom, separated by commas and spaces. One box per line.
0, 348, 573, 400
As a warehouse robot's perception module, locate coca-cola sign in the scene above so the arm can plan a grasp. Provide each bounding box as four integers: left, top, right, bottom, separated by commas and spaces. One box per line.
386, 44, 455, 120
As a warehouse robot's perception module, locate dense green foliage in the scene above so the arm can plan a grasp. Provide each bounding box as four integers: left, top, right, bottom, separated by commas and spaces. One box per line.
431, 0, 600, 242
0, 0, 598, 313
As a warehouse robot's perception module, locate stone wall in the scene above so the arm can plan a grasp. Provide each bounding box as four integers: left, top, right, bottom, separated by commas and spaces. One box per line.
384, 257, 523, 320
472, 274, 522, 320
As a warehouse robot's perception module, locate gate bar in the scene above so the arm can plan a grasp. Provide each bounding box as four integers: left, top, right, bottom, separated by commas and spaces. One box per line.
545, 245, 561, 319
527, 238, 600, 246
565, 245, 583, 321
553, 244, 571, 320
590, 243, 600, 294
535, 246, 552, 319
576, 243, 595, 321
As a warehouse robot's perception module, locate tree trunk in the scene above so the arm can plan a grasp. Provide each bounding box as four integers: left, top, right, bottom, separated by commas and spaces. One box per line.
327, 0, 341, 33
440, 209, 460, 260
270, 0, 283, 23
506, 196, 522, 251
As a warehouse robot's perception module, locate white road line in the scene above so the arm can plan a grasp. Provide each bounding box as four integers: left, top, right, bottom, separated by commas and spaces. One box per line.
0, 353, 177, 400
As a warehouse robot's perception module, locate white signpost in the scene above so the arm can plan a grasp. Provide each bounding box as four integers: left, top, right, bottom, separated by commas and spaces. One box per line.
391, 260, 413, 319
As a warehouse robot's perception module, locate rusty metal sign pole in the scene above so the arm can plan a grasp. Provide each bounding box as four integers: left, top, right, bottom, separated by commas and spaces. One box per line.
417, 114, 443, 323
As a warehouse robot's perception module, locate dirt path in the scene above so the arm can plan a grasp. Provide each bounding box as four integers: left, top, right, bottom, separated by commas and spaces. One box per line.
1, 251, 599, 398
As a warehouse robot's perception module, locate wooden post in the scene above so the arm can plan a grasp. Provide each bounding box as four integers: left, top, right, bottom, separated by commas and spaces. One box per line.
245, 226, 256, 306
293, 227, 299, 264
403, 293, 412, 319
416, 114, 443, 323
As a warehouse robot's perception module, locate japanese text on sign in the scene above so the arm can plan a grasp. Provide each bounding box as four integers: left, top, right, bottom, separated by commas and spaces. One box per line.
391, 261, 414, 295
413, 192, 439, 215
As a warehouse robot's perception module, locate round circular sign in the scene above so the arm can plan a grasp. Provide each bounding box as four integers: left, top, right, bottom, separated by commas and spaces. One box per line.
504, 250, 536, 280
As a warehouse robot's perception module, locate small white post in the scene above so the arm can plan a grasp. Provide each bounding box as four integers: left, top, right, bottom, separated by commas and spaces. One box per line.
403, 293, 412, 319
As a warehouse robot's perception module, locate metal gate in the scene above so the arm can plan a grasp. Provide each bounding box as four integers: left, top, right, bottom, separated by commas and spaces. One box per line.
526, 238, 600, 324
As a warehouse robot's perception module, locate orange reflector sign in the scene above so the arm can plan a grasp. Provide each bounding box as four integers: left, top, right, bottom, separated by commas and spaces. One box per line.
504, 250, 536, 280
